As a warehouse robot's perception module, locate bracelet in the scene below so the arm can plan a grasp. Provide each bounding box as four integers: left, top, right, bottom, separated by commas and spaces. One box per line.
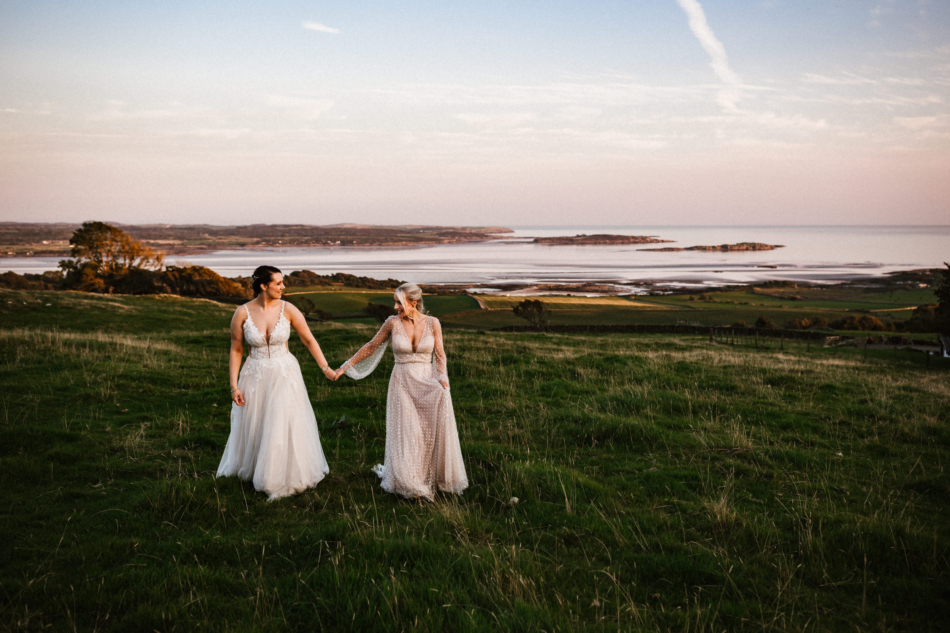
230, 387, 239, 393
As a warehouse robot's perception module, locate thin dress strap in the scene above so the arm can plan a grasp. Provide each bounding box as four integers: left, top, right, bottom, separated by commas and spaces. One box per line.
244, 305, 250, 318
279, 301, 286, 319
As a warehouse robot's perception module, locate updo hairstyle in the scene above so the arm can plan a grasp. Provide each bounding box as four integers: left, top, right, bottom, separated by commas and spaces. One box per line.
395, 282, 425, 316
251, 265, 282, 297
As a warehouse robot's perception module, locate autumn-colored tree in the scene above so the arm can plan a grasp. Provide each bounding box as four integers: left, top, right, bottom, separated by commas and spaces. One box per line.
64, 221, 164, 275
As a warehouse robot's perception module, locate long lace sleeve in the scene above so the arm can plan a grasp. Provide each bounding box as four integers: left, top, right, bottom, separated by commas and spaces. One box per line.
431, 317, 449, 386
342, 317, 394, 380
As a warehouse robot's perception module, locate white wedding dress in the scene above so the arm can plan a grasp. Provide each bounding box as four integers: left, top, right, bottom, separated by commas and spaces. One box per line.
343, 315, 468, 500
217, 301, 329, 500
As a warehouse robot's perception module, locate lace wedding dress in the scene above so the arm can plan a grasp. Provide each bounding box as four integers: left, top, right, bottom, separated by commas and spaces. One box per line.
217, 302, 329, 500
343, 315, 468, 500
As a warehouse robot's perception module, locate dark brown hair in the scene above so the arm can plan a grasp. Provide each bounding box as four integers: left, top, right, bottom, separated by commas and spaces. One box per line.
251, 265, 282, 297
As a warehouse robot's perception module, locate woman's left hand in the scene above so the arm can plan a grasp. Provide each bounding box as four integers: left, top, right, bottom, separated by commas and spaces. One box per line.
439, 379, 449, 390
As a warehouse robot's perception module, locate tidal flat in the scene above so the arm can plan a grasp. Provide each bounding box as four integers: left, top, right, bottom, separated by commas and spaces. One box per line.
1, 288, 948, 631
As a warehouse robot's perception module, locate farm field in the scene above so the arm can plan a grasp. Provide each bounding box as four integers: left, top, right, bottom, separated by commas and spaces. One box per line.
1, 287, 948, 631
284, 287, 481, 317
646, 288, 938, 313
281, 284, 939, 334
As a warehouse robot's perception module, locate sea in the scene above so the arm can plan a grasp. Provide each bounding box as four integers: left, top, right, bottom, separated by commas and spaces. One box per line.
4, 225, 948, 293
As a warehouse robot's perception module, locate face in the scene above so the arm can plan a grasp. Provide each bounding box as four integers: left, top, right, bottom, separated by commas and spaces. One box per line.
260, 273, 285, 299
393, 294, 417, 317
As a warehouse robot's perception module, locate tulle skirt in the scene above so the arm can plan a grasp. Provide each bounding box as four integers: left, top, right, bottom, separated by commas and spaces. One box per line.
374, 362, 468, 500
217, 353, 328, 500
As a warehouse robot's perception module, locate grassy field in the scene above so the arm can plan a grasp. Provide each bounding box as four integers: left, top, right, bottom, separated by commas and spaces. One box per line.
1, 287, 949, 631
277, 284, 940, 333
284, 288, 481, 317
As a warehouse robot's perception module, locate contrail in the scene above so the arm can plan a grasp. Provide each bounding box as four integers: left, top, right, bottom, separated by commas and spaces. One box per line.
674, 0, 741, 111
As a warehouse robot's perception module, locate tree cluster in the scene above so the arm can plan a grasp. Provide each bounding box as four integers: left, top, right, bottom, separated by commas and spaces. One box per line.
828, 315, 894, 332
283, 270, 405, 289
57, 222, 246, 298
783, 316, 829, 330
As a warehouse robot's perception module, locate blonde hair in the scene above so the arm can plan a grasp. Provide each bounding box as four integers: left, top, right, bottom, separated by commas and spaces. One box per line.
395, 283, 425, 317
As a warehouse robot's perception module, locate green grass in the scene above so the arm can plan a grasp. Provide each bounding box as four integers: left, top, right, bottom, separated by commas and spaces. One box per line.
284, 287, 480, 317
273, 285, 939, 333
2, 287, 949, 631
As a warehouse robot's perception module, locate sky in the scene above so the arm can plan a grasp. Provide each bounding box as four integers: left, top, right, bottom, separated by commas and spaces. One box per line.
1, 0, 948, 227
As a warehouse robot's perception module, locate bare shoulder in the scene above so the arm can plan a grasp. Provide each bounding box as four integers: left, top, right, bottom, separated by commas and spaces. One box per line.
283, 300, 304, 319
232, 304, 250, 320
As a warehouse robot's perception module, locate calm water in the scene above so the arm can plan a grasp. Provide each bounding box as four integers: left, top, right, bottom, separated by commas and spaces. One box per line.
5, 225, 948, 290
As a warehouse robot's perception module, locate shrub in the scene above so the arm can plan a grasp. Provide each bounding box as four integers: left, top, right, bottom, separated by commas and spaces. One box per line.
902, 304, 937, 333
785, 318, 810, 330
755, 316, 777, 329
364, 302, 397, 322
830, 315, 893, 332
0, 271, 45, 290
513, 299, 549, 329
731, 320, 747, 328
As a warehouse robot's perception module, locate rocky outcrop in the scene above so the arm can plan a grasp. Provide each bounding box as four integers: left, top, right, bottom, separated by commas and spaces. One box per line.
533, 234, 672, 245
640, 242, 784, 252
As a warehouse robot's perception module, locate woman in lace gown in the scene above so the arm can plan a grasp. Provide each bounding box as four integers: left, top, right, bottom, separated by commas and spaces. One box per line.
336, 283, 468, 500
217, 266, 335, 500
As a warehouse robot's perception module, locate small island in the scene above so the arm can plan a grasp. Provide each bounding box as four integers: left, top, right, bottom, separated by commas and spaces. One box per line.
533, 234, 672, 245
639, 242, 784, 252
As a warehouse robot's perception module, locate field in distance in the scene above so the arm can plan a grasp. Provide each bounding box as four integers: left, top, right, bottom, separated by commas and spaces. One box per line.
285, 284, 940, 334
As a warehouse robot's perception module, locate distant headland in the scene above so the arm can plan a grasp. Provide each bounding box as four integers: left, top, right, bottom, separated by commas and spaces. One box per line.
533, 234, 673, 245
0, 222, 514, 257
639, 242, 784, 252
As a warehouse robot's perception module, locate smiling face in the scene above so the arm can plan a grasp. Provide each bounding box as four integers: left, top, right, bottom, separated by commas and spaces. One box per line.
393, 292, 417, 318
260, 273, 285, 300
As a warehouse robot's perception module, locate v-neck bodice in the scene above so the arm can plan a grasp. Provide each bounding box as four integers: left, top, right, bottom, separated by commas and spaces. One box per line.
243, 302, 291, 360
392, 316, 433, 363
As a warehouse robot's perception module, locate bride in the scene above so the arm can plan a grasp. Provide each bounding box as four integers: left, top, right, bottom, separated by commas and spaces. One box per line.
217, 265, 335, 500
336, 283, 468, 500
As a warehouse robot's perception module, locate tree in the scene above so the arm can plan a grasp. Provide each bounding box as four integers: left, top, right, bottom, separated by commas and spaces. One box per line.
60, 222, 164, 291
513, 299, 549, 329
935, 263, 950, 335
64, 222, 164, 275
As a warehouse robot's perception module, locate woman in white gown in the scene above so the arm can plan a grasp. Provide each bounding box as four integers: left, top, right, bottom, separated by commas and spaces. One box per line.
218, 266, 334, 500
336, 283, 468, 500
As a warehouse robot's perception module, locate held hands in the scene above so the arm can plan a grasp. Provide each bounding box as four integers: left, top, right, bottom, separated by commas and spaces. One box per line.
321, 366, 346, 381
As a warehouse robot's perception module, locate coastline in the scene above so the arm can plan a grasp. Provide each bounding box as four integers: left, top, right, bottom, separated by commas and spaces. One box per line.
2, 225, 947, 293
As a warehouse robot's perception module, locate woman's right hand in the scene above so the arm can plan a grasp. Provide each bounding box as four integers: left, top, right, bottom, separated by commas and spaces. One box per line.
231, 388, 245, 406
